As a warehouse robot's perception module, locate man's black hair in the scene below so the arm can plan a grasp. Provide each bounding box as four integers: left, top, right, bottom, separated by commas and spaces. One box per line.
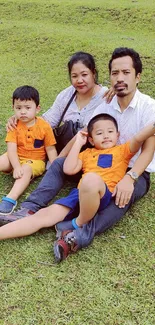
12, 85, 39, 106
108, 47, 142, 75
88, 113, 118, 137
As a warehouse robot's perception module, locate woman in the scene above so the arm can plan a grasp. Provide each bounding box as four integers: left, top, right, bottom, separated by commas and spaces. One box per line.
1, 51, 113, 221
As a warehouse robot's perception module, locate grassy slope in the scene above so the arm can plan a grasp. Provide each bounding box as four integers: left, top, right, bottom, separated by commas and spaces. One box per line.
0, 1, 155, 324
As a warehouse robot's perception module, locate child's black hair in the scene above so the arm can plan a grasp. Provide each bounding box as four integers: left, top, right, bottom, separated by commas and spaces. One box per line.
12, 85, 39, 106
88, 113, 118, 137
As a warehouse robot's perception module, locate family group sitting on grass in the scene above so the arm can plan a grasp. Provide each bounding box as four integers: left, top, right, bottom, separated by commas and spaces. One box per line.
0, 47, 155, 263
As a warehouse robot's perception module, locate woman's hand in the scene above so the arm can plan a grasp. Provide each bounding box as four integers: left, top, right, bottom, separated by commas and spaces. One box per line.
6, 115, 17, 132
103, 87, 115, 103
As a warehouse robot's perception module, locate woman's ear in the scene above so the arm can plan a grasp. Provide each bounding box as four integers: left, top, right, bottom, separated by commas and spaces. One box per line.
88, 136, 94, 146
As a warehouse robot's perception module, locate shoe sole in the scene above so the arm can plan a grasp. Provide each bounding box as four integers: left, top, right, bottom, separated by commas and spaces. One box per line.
53, 241, 64, 263
0, 214, 20, 226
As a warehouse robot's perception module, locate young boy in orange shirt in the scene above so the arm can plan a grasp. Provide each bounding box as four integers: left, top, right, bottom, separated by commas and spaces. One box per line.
0, 113, 154, 248
0, 85, 57, 214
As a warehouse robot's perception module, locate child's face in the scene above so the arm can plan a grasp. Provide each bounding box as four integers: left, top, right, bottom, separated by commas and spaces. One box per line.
89, 119, 119, 150
13, 99, 40, 125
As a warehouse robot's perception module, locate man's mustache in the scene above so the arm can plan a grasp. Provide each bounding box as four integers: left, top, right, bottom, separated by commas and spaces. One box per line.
114, 83, 128, 90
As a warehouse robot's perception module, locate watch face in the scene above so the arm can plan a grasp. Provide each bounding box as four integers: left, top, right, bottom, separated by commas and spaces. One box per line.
132, 172, 138, 179
127, 171, 138, 180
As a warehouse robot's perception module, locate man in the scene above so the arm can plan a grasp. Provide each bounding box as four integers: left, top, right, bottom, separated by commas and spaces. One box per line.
1, 47, 155, 263
53, 47, 155, 261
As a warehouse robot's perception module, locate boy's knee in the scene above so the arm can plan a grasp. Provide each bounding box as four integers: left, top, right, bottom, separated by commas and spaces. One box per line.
0, 153, 12, 172
22, 163, 33, 175
80, 172, 103, 191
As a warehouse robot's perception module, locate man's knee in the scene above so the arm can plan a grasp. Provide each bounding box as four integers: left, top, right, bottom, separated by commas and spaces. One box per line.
46, 157, 65, 176
53, 157, 66, 167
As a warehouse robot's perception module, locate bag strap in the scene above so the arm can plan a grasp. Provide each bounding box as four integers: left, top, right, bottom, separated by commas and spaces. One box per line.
57, 90, 77, 127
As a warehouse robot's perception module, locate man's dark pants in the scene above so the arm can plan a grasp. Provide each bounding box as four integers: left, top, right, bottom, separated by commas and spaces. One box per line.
22, 157, 150, 249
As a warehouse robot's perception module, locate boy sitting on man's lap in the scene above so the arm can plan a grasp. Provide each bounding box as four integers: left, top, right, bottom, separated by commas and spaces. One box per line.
54, 113, 155, 261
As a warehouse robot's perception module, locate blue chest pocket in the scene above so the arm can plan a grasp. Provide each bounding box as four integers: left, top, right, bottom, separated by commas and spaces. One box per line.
34, 139, 44, 148
97, 154, 113, 168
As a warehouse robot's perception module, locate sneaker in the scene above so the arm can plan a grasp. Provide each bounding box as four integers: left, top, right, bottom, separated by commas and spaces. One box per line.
55, 220, 74, 232
0, 197, 17, 215
12, 207, 35, 218
55, 220, 74, 239
0, 207, 34, 225
53, 230, 78, 263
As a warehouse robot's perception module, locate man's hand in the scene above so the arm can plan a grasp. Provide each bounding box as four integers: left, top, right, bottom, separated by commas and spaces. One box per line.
112, 175, 134, 208
13, 166, 24, 179
103, 87, 115, 103
6, 115, 17, 132
75, 131, 88, 147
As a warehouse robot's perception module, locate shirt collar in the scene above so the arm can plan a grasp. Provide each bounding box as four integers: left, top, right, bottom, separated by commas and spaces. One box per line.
110, 88, 140, 112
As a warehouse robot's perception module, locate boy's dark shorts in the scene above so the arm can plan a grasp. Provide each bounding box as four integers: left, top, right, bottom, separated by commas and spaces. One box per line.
54, 186, 112, 221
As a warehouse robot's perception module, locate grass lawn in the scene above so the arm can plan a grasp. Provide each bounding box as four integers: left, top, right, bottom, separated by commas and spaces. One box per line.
0, 0, 155, 324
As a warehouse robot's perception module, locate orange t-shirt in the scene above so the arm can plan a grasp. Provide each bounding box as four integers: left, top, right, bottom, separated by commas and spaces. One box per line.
5, 117, 56, 161
78, 142, 134, 192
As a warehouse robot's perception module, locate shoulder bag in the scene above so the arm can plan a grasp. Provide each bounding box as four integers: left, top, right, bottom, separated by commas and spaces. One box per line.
53, 90, 78, 153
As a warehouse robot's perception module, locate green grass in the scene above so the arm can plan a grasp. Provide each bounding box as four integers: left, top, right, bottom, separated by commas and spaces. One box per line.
0, 0, 155, 324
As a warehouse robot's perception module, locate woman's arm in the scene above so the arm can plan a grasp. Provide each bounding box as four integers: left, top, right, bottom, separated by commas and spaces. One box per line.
103, 87, 115, 103
6, 116, 18, 132
42, 87, 75, 127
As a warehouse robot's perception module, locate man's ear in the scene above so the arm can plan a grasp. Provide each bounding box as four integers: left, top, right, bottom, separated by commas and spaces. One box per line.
136, 73, 141, 86
88, 136, 94, 146
36, 105, 41, 114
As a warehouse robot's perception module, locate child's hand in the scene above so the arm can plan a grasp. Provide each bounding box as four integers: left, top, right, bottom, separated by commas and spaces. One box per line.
76, 131, 88, 146
13, 166, 24, 179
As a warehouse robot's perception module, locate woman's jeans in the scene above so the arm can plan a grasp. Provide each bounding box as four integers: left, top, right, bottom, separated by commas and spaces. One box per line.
22, 157, 150, 249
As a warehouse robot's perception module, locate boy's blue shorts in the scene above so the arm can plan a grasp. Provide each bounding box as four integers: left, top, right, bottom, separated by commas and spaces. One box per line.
54, 186, 112, 221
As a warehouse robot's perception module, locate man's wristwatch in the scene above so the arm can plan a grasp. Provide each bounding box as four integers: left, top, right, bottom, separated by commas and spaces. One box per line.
126, 171, 138, 182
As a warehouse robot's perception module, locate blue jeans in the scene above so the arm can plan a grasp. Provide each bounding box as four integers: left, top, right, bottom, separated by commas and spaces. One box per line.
22, 157, 81, 212
22, 157, 150, 249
